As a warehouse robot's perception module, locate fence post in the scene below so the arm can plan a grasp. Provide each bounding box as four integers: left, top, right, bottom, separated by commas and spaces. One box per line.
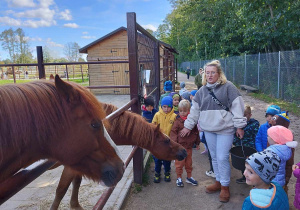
224, 58, 227, 75
154, 41, 160, 108
233, 59, 236, 83
257, 52, 260, 89
244, 53, 247, 85
127, 12, 143, 185
277, 51, 281, 98
36, 46, 45, 79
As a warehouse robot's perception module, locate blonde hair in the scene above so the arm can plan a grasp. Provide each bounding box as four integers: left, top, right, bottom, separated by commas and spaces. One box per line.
202, 60, 227, 85
244, 105, 251, 115
178, 99, 191, 111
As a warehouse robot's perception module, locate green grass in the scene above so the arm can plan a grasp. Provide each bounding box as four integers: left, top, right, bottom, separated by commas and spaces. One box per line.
249, 92, 300, 116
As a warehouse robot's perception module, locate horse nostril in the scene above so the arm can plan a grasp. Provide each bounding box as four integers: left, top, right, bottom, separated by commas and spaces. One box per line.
176, 149, 187, 161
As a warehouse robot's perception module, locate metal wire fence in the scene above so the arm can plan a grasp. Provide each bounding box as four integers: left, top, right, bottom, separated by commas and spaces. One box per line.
180, 50, 300, 105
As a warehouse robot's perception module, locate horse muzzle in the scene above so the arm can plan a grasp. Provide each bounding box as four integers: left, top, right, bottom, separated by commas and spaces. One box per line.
176, 148, 187, 161
101, 162, 125, 187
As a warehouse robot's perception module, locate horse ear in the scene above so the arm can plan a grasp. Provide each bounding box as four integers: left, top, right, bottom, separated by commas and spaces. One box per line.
55, 75, 80, 103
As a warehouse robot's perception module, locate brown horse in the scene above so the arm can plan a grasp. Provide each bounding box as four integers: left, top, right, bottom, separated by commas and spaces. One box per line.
50, 103, 187, 210
0, 75, 124, 188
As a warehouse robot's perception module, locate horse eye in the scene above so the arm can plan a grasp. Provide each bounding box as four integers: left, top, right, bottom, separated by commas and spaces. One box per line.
164, 139, 170, 144
91, 121, 101, 129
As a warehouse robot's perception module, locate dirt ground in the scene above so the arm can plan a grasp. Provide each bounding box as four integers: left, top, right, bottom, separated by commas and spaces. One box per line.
122, 74, 300, 210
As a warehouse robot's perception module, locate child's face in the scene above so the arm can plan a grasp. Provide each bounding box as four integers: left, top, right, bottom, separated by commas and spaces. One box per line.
244, 111, 251, 122
179, 109, 189, 117
173, 97, 180, 106
244, 163, 266, 188
146, 105, 154, 112
162, 105, 172, 114
267, 136, 276, 145
266, 114, 274, 124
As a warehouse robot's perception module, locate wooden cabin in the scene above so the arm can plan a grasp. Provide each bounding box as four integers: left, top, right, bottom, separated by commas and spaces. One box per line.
79, 27, 178, 95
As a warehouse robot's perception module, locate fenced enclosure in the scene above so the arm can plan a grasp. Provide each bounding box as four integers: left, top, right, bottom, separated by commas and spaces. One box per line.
180, 50, 300, 105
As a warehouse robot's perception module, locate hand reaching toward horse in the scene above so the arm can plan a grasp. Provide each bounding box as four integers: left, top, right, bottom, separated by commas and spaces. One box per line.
180, 127, 191, 137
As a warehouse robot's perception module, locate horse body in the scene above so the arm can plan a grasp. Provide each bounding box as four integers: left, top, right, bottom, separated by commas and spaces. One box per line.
0, 76, 124, 187
50, 103, 187, 210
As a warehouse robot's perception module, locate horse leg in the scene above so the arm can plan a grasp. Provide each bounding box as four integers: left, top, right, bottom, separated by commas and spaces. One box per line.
70, 175, 84, 210
50, 167, 75, 210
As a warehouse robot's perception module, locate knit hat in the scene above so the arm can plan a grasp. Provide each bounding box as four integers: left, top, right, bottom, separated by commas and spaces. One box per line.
190, 90, 197, 96
246, 150, 281, 184
273, 111, 290, 128
144, 96, 155, 107
267, 125, 297, 148
161, 96, 173, 108
180, 82, 185, 88
164, 80, 172, 92
172, 93, 180, 99
181, 91, 191, 102
266, 105, 281, 116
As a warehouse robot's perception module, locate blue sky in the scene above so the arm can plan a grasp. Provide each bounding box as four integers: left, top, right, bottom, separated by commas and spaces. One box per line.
0, 0, 172, 60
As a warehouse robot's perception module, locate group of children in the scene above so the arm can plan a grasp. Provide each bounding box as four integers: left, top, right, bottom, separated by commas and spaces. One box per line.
143, 80, 200, 187
142, 80, 300, 209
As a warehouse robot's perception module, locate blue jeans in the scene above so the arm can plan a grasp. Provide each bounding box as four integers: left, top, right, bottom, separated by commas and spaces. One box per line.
204, 132, 234, 186
153, 155, 171, 174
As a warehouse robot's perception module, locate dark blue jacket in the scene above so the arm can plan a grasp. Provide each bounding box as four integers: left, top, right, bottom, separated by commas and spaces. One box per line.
142, 108, 158, 123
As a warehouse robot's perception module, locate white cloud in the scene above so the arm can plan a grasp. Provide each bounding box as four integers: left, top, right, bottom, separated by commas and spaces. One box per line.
15, 8, 55, 20
63, 23, 79, 28
82, 31, 89, 34
46, 38, 64, 48
59, 9, 72, 20
0, 16, 21, 26
142, 24, 157, 31
81, 35, 96, 39
7, 0, 36, 8
23, 19, 56, 28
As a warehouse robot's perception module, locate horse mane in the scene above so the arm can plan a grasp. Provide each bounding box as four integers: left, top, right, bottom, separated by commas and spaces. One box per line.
0, 80, 107, 155
102, 103, 157, 147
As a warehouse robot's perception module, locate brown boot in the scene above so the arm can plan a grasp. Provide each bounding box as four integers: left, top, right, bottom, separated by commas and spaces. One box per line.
205, 181, 221, 194
219, 186, 230, 203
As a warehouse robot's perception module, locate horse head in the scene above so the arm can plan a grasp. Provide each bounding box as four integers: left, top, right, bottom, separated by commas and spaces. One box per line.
151, 124, 187, 161
52, 75, 124, 186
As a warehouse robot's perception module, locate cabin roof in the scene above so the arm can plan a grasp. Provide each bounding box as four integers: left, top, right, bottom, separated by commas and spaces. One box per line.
79, 26, 178, 54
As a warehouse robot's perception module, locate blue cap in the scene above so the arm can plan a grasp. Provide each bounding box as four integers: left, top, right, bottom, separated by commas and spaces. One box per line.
164, 80, 172, 91
190, 90, 197, 96
266, 105, 281, 116
161, 96, 173, 108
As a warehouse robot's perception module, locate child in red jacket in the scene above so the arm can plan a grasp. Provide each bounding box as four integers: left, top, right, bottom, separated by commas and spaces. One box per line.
170, 99, 200, 187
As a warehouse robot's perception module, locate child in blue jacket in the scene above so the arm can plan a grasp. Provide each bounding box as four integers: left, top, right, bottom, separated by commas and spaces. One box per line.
242, 150, 289, 210
142, 96, 158, 123
255, 104, 281, 152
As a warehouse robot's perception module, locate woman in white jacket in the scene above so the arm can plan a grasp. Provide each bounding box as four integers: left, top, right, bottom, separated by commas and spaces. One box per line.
180, 60, 247, 203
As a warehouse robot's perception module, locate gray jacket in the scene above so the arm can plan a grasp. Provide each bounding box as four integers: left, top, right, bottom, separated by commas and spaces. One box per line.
184, 81, 247, 135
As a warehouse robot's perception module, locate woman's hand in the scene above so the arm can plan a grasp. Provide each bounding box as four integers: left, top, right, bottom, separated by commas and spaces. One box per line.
236, 128, 244, 139
180, 127, 191, 137
292, 164, 299, 171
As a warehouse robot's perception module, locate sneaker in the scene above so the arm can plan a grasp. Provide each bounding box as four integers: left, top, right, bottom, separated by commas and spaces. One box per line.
186, 177, 198, 186
164, 172, 171, 182
206, 170, 216, 178
236, 176, 246, 184
176, 178, 184, 187
153, 173, 161, 183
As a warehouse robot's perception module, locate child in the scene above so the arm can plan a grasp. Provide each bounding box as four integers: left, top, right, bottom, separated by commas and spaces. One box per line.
170, 100, 200, 187
266, 125, 297, 187
233, 105, 260, 184
159, 80, 173, 105
270, 111, 294, 193
152, 96, 177, 183
255, 104, 281, 152
181, 91, 191, 103
242, 150, 289, 210
172, 94, 180, 114
292, 162, 300, 209
179, 82, 187, 96
190, 90, 197, 104
142, 96, 158, 123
